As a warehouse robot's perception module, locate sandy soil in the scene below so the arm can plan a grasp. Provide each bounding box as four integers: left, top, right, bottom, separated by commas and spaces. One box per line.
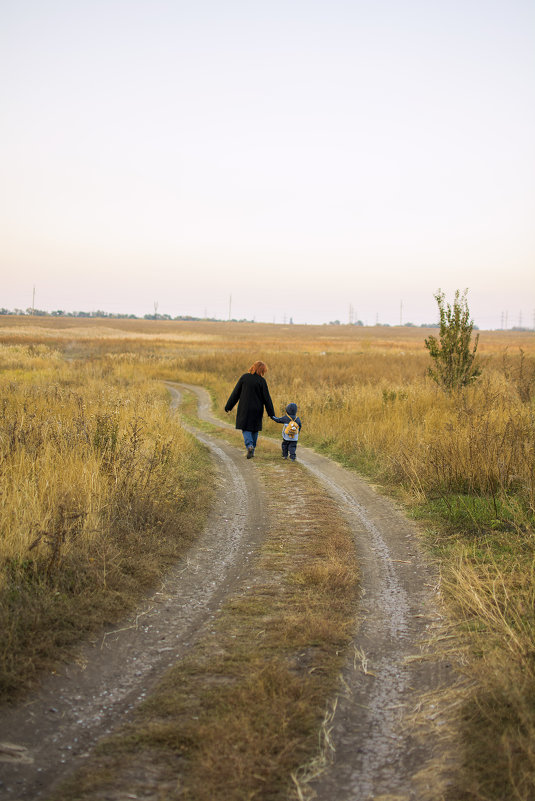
0, 382, 461, 801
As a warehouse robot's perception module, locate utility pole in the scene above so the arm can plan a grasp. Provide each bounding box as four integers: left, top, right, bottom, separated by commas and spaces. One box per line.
400, 300, 403, 326
505, 311, 508, 329
228, 294, 232, 321
31, 286, 35, 315
519, 311, 523, 328
349, 303, 354, 325
154, 301, 159, 319
501, 311, 504, 330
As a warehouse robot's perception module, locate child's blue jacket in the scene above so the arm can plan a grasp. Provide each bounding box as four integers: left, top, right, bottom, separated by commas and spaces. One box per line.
272, 413, 302, 441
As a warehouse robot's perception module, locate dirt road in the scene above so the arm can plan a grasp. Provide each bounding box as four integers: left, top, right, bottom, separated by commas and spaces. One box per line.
177, 382, 460, 800
0, 383, 459, 801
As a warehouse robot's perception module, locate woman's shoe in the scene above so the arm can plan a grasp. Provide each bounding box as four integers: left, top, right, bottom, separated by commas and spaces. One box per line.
246, 446, 255, 458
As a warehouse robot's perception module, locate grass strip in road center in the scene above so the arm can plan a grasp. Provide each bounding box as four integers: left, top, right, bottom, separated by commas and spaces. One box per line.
54, 456, 359, 800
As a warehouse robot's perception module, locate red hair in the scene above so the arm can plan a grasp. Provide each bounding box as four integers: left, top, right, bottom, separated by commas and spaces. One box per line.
248, 360, 267, 376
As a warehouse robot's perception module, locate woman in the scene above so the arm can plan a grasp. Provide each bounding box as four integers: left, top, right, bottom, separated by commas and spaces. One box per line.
225, 361, 275, 458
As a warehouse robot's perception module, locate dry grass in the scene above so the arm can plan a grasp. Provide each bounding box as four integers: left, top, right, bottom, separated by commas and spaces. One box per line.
53, 460, 359, 801
0, 343, 213, 700
1, 315, 532, 354
434, 529, 535, 800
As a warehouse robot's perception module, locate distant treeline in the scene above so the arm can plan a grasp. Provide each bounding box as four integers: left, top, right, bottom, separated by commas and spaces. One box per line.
0, 308, 252, 323
1, 308, 436, 326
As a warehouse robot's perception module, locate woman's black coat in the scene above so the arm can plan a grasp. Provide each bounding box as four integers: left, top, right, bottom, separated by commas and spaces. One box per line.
225, 373, 275, 432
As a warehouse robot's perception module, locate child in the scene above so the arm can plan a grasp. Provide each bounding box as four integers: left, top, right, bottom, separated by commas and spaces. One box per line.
272, 403, 302, 461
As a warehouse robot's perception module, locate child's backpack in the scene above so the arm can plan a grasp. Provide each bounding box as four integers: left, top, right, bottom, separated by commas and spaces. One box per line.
284, 416, 299, 439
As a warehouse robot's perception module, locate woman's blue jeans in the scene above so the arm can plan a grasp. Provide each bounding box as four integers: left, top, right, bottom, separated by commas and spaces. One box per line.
242, 430, 259, 450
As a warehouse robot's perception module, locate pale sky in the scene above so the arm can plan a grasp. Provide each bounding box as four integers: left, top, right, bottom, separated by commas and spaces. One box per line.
1, 0, 534, 328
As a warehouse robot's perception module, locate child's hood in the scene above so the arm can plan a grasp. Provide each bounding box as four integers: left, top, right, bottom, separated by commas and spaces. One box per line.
285, 403, 297, 416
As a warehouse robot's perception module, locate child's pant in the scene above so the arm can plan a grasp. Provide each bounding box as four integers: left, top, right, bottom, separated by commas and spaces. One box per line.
282, 440, 297, 460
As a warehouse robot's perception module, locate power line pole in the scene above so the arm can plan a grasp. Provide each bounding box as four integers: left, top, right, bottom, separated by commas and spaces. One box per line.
228, 294, 232, 321
349, 303, 354, 325
400, 300, 403, 326
31, 286, 35, 315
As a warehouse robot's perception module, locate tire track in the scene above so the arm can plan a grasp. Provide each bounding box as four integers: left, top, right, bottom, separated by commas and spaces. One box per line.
0, 387, 267, 800
174, 381, 460, 801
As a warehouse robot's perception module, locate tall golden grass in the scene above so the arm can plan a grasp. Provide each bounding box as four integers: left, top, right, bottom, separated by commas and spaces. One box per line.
0, 342, 211, 699
441, 533, 535, 800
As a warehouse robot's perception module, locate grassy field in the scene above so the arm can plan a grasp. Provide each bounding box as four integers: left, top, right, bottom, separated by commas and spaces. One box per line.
1, 316, 535, 799
0, 340, 213, 700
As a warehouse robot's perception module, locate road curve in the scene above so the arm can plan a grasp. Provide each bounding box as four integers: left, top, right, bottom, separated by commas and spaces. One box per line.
172, 381, 458, 801
0, 388, 268, 800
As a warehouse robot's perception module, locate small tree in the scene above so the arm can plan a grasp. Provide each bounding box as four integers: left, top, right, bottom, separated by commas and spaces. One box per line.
425, 289, 481, 390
